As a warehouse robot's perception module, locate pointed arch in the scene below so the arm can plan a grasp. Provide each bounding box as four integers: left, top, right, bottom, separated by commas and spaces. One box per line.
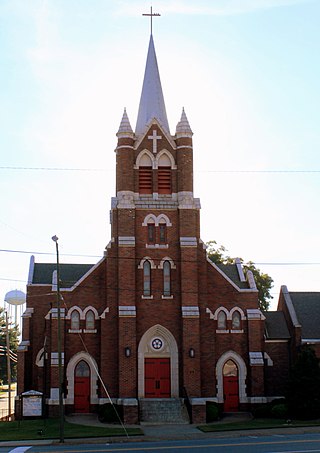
82, 306, 99, 320
158, 256, 176, 269
142, 214, 157, 226
216, 351, 247, 404
135, 149, 155, 169
138, 325, 179, 398
229, 306, 246, 320
155, 149, 177, 169
66, 351, 99, 405
137, 256, 157, 269
66, 306, 82, 319
157, 214, 172, 227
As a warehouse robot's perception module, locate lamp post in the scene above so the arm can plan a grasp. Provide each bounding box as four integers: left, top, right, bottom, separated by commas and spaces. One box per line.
5, 311, 11, 421
52, 235, 64, 443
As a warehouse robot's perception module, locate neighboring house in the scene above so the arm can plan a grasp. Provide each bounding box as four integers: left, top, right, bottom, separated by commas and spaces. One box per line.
16, 32, 320, 424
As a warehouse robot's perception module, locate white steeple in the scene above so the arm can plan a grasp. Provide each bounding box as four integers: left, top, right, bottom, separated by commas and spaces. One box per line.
117, 108, 134, 137
176, 107, 193, 137
135, 35, 170, 137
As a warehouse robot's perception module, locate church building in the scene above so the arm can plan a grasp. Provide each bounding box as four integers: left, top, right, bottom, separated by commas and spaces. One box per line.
16, 29, 318, 424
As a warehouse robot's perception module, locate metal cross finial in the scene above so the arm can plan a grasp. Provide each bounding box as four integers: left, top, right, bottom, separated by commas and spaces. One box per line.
142, 6, 160, 35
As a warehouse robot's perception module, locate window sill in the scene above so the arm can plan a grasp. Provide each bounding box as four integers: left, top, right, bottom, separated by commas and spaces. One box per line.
141, 295, 153, 299
230, 329, 244, 333
146, 244, 169, 249
216, 329, 229, 334
162, 295, 173, 299
83, 329, 97, 334
68, 329, 82, 333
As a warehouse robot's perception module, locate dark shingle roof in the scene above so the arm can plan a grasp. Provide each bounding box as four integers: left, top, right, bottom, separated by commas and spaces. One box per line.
264, 311, 290, 340
214, 263, 249, 289
32, 263, 94, 288
290, 292, 320, 339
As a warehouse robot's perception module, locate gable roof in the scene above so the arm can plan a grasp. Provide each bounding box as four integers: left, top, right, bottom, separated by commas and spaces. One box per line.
31, 263, 94, 288
264, 311, 290, 340
289, 292, 320, 339
214, 262, 250, 289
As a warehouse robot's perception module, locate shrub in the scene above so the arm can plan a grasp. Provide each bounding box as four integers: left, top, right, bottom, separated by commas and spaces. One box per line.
97, 403, 122, 423
270, 403, 288, 419
206, 402, 220, 422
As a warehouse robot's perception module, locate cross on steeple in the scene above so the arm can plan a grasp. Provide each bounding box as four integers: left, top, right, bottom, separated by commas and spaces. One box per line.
142, 6, 160, 35
148, 129, 162, 154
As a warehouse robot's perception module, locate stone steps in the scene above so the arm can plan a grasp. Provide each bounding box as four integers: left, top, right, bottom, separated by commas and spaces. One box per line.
139, 398, 190, 424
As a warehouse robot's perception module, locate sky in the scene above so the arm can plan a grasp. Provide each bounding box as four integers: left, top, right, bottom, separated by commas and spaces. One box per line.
0, 0, 319, 316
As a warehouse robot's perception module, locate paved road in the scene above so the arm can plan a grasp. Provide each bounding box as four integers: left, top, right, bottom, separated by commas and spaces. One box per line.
2, 433, 320, 453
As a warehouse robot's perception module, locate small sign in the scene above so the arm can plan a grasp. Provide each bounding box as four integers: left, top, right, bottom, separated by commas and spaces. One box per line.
21, 390, 43, 417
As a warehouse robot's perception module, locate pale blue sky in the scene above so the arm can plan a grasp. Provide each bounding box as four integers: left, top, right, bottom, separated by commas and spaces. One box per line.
1, 0, 319, 313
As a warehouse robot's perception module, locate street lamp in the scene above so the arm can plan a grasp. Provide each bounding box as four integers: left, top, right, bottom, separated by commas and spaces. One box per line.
52, 235, 64, 443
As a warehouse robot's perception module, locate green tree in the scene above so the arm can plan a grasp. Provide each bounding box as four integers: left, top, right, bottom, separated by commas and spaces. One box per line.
0, 307, 19, 384
286, 346, 320, 419
206, 241, 273, 311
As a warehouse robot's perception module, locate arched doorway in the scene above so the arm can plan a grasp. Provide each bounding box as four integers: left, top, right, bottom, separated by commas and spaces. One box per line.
138, 325, 179, 398
223, 360, 239, 412
74, 360, 90, 413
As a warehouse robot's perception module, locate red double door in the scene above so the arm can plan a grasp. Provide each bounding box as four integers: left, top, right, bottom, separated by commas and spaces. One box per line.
74, 360, 90, 413
145, 358, 171, 398
223, 376, 239, 412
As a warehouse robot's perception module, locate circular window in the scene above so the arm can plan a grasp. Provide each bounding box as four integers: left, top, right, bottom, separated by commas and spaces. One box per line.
151, 338, 163, 350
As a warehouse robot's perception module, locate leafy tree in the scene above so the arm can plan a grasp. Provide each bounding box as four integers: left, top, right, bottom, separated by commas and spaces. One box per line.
286, 346, 320, 419
206, 241, 273, 311
0, 307, 19, 384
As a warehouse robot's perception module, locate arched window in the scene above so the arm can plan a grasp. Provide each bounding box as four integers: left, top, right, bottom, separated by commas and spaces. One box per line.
232, 311, 241, 330
85, 310, 95, 330
147, 221, 155, 244
163, 260, 171, 296
159, 222, 167, 243
139, 154, 153, 194
217, 311, 227, 330
143, 260, 151, 296
223, 359, 238, 377
158, 153, 172, 194
75, 360, 90, 377
71, 310, 80, 330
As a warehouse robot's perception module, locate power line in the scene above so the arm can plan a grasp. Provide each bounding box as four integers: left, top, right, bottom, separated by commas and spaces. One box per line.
0, 166, 320, 174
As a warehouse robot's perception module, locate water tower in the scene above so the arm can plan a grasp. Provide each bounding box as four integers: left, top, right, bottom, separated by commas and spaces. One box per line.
4, 290, 26, 327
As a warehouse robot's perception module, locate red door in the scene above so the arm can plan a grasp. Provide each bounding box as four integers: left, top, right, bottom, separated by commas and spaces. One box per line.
74, 360, 90, 413
223, 360, 239, 412
145, 358, 171, 398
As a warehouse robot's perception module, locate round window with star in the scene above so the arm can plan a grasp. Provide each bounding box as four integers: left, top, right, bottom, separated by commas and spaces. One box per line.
151, 338, 163, 351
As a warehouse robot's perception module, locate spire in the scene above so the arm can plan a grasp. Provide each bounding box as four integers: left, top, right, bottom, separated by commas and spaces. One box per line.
135, 35, 170, 136
117, 108, 134, 137
176, 107, 193, 136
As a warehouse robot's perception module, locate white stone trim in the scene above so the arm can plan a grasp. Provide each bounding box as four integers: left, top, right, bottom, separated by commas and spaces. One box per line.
176, 145, 193, 149
216, 351, 247, 404
264, 352, 273, 366
141, 295, 154, 299
22, 307, 34, 318
138, 324, 179, 398
301, 339, 320, 344
142, 213, 172, 226
68, 329, 82, 334
247, 309, 265, 320
138, 257, 157, 269
235, 258, 246, 282
216, 329, 229, 334
158, 257, 176, 269
66, 306, 81, 320
28, 255, 35, 284
246, 270, 257, 290
178, 192, 201, 209
207, 258, 258, 293
116, 191, 135, 208
281, 285, 301, 327
35, 348, 45, 367
156, 149, 177, 169
118, 236, 136, 247
146, 244, 169, 249
83, 306, 99, 320
161, 295, 174, 299
249, 351, 264, 366
134, 149, 154, 169
206, 308, 214, 319
213, 307, 228, 320
100, 307, 110, 319
119, 306, 136, 317
229, 306, 246, 320
180, 236, 197, 247
181, 306, 200, 318
230, 329, 244, 334
51, 352, 65, 366
116, 144, 134, 149
65, 351, 99, 405
17, 340, 30, 352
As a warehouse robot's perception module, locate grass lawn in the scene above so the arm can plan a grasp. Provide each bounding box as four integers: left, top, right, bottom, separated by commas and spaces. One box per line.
0, 418, 143, 441
198, 418, 320, 432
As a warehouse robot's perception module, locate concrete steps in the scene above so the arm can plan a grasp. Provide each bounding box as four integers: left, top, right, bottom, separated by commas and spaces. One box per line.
139, 398, 190, 424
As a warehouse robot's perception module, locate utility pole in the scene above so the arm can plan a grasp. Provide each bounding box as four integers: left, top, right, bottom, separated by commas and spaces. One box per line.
5, 311, 11, 421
